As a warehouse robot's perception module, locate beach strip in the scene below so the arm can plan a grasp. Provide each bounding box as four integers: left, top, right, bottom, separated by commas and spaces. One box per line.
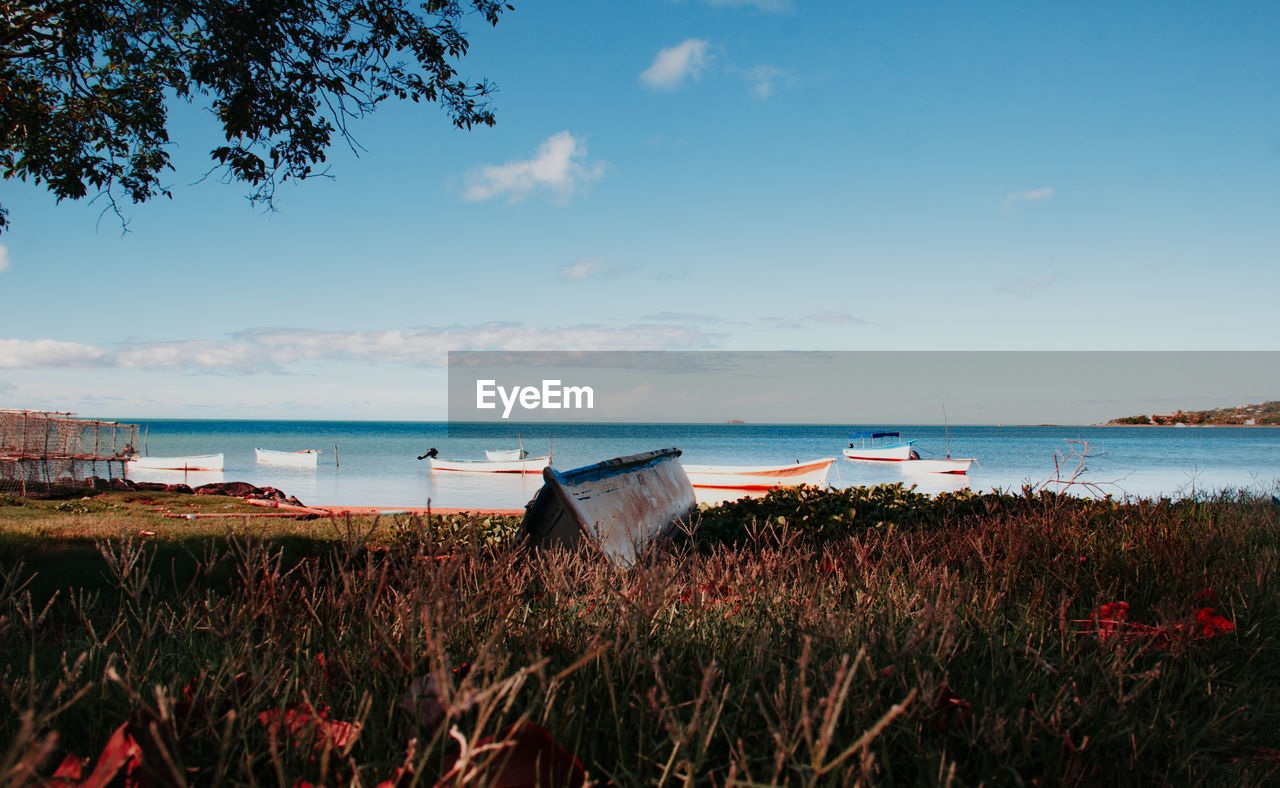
242, 499, 524, 517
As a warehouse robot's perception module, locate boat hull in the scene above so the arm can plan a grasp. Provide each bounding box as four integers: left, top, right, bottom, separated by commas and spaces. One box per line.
901, 458, 975, 475
126, 453, 224, 472
681, 457, 835, 490
255, 448, 320, 467
522, 448, 696, 566
428, 455, 550, 474
843, 441, 917, 461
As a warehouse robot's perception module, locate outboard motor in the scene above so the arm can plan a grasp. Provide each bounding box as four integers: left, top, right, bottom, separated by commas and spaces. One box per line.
417, 447, 439, 460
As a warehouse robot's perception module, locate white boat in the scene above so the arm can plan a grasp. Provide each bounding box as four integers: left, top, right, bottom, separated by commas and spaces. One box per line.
426, 454, 551, 474
843, 431, 917, 462
521, 448, 696, 566
126, 453, 224, 472
255, 448, 321, 467
484, 448, 529, 461
901, 457, 975, 475
681, 457, 835, 490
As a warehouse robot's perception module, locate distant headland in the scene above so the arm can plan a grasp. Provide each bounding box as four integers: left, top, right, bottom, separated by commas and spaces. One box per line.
1106, 401, 1280, 426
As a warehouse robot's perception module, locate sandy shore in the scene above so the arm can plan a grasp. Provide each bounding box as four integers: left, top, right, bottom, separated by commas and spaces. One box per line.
242, 499, 524, 517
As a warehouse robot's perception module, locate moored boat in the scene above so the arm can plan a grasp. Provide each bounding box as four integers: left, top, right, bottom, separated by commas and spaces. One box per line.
426, 454, 550, 474
255, 448, 321, 467
901, 457, 975, 475
521, 448, 696, 566
843, 432, 917, 462
681, 457, 835, 489
126, 453, 224, 472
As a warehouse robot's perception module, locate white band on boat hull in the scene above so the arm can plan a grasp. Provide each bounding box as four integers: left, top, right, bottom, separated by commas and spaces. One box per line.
681, 457, 835, 489
126, 453, 224, 472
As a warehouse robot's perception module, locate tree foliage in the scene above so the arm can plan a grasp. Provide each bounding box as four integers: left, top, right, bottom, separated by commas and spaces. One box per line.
0, 0, 510, 234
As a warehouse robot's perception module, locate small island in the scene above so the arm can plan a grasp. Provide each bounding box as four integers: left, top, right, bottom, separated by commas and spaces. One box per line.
1108, 400, 1280, 426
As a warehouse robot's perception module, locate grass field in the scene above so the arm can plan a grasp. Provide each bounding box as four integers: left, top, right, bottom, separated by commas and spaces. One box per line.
2, 485, 1279, 786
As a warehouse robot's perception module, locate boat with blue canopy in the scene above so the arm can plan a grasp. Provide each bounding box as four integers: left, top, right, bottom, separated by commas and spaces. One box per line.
843, 431, 919, 462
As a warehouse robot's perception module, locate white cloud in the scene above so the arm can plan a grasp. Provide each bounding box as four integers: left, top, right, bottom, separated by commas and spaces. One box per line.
1004, 187, 1056, 209
0, 339, 108, 368
559, 256, 607, 281
464, 132, 604, 202
641, 39, 711, 90
0, 322, 719, 373
115, 341, 281, 372
556, 256, 639, 281
0, 244, 9, 272
744, 65, 787, 98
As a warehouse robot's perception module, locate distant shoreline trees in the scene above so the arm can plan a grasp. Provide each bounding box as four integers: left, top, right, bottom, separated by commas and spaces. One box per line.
1109, 401, 1280, 426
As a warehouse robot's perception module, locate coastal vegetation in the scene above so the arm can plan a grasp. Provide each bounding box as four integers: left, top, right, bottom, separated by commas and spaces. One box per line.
2, 484, 1280, 784
1109, 401, 1280, 426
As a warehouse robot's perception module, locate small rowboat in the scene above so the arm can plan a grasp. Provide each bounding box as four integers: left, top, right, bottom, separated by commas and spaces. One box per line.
681, 457, 835, 490
484, 448, 529, 461
522, 448, 695, 566
901, 457, 975, 475
126, 453, 224, 472
843, 432, 917, 461
255, 448, 321, 467
427, 455, 551, 474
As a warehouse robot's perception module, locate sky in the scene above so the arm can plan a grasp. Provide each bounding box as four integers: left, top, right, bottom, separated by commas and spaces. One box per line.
2, 0, 1278, 420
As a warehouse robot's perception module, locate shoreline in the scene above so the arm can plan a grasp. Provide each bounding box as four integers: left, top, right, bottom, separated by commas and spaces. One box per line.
241, 499, 526, 517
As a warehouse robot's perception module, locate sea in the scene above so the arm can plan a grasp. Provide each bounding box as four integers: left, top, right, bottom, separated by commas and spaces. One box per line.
114, 420, 1280, 509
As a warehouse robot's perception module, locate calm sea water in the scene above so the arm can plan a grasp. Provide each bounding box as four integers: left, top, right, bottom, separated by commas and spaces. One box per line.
113, 420, 1280, 509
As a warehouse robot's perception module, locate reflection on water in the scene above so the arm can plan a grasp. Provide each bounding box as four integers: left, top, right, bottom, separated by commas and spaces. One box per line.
126, 468, 224, 487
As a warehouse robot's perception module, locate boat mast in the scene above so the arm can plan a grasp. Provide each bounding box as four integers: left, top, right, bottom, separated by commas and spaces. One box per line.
943, 405, 951, 459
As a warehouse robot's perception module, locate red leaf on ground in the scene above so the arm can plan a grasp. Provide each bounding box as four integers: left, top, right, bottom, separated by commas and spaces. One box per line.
259, 704, 360, 751
933, 685, 973, 733
1088, 601, 1129, 641
1195, 607, 1235, 637
435, 721, 586, 788
50, 754, 84, 780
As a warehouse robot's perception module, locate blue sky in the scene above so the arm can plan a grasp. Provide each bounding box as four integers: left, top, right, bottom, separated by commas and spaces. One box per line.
2, 0, 1278, 419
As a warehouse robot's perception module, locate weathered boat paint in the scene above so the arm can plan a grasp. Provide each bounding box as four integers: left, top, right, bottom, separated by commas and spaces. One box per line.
521, 448, 696, 566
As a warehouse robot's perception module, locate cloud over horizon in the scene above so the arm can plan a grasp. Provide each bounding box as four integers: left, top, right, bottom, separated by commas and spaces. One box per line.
556, 256, 640, 281
464, 132, 604, 202
1004, 186, 1056, 209
0, 323, 717, 373
641, 38, 711, 90
743, 65, 787, 98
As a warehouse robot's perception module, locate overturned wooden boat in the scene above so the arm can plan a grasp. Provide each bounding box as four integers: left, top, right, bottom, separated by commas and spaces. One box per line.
521, 448, 696, 566
681, 457, 835, 490
255, 448, 321, 467
126, 453, 224, 472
